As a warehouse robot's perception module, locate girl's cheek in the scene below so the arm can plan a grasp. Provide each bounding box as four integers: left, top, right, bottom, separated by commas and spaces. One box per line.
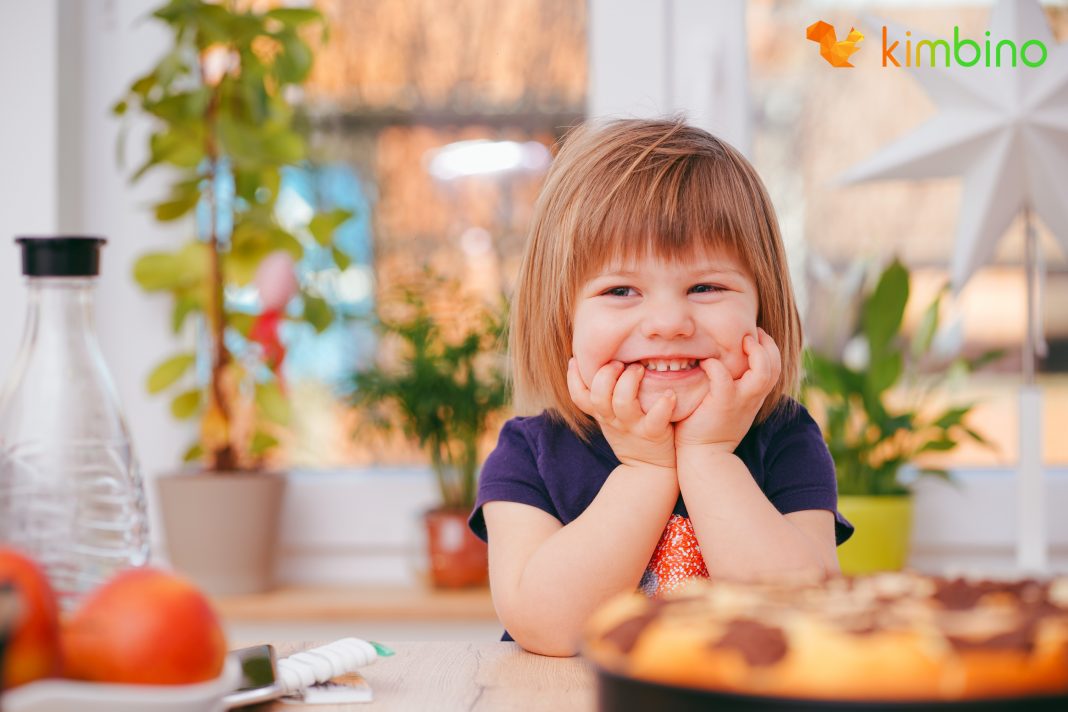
573, 335, 614, 385
571, 350, 598, 388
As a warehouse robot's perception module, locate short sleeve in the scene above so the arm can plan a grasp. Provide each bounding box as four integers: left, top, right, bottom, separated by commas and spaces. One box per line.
467, 419, 559, 542
763, 405, 854, 545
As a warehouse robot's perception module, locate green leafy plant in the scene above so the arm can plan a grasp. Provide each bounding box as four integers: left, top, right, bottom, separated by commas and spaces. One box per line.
115, 0, 352, 471
350, 275, 510, 510
802, 258, 1002, 496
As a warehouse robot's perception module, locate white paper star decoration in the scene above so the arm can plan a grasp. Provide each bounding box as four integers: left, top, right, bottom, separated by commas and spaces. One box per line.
840, 0, 1068, 292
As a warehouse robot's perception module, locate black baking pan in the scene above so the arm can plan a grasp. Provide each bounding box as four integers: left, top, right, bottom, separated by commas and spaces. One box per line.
596, 668, 1068, 711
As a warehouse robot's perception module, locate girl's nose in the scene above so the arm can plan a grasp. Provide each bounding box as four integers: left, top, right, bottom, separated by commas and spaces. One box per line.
639, 299, 695, 339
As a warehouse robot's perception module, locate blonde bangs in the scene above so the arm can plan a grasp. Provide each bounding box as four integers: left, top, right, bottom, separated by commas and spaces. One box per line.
511, 118, 802, 442
569, 145, 766, 287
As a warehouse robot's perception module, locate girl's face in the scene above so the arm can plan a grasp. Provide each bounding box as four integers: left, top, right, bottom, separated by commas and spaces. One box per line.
571, 247, 760, 422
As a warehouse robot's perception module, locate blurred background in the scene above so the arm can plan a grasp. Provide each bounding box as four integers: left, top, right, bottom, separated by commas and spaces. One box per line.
1, 0, 1065, 642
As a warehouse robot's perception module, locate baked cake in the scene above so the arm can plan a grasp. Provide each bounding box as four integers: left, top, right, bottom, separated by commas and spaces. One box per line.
583, 572, 1068, 704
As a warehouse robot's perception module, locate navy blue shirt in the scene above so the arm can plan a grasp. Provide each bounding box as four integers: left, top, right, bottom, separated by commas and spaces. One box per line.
468, 398, 853, 641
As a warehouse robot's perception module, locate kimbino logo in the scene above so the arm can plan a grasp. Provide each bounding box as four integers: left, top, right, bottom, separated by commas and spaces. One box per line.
806, 20, 1048, 68
806, 21, 863, 68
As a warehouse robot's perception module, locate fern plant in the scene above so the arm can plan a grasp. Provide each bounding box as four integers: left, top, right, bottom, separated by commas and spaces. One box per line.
350, 275, 510, 510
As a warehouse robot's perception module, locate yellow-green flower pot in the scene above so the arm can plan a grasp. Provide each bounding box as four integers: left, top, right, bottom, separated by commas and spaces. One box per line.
836, 495, 913, 574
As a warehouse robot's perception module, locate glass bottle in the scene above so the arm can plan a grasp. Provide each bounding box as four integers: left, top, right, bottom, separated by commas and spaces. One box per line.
0, 236, 149, 610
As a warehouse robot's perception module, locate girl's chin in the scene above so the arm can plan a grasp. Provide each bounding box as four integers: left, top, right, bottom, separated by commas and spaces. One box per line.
638, 382, 706, 422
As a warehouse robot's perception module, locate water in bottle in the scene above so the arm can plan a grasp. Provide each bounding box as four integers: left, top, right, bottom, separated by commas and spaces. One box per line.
0, 236, 149, 610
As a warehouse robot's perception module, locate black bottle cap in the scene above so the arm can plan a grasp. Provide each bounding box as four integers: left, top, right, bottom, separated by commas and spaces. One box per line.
14, 236, 107, 277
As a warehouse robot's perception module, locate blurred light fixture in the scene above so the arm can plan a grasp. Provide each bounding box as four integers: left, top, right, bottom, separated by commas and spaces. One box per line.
425, 139, 551, 180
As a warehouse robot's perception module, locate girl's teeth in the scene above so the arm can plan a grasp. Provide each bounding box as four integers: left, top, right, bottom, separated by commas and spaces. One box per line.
642, 359, 698, 372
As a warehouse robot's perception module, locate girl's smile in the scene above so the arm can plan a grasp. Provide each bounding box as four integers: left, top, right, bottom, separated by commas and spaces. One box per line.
629, 357, 703, 378
572, 248, 760, 422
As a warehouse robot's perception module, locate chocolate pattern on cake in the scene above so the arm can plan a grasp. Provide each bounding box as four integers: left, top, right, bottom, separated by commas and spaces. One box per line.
710, 619, 789, 666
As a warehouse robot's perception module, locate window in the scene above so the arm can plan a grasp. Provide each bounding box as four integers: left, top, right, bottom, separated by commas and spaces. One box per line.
273, 0, 587, 468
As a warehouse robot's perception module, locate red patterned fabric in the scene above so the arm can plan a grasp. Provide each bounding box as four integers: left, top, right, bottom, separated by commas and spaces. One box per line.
639, 513, 709, 597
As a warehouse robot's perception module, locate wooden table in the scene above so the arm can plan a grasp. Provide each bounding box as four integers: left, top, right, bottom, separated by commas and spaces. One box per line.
264, 641, 597, 711
215, 586, 502, 642
215, 586, 498, 624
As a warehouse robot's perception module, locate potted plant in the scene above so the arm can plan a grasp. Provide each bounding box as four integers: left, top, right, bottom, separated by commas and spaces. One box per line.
114, 0, 351, 594
349, 272, 509, 588
802, 258, 1001, 574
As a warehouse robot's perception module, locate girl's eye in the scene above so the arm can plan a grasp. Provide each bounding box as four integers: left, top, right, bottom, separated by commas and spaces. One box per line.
603, 286, 636, 297
690, 284, 725, 294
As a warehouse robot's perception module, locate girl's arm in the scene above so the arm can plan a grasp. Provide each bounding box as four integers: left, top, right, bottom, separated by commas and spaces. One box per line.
484, 358, 677, 656
676, 447, 839, 582
483, 460, 677, 657
674, 330, 838, 582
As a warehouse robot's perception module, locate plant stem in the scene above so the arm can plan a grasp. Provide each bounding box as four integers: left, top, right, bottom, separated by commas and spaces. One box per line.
430, 446, 451, 510
203, 63, 236, 472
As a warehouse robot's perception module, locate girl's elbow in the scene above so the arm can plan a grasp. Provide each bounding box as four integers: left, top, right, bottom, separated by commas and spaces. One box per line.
513, 632, 580, 657
824, 555, 842, 578
501, 613, 581, 657
723, 560, 830, 585
774, 560, 834, 584
514, 635, 579, 657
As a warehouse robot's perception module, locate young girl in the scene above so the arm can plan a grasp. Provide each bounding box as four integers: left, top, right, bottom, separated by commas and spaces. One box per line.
467, 118, 853, 657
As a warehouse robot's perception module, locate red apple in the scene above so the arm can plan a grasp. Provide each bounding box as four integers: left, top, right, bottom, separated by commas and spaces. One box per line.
61, 567, 227, 684
0, 548, 63, 690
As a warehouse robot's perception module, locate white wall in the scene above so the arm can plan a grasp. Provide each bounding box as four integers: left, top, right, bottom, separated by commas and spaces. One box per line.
588, 0, 751, 155
0, 0, 59, 371
909, 470, 1068, 574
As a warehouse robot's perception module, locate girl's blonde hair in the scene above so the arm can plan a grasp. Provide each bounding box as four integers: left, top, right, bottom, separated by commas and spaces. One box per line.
510, 117, 802, 441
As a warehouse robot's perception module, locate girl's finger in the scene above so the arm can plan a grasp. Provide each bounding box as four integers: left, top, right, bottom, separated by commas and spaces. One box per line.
738, 334, 771, 398
566, 358, 596, 416
699, 357, 733, 398
758, 328, 783, 386
612, 362, 645, 422
588, 360, 625, 419
644, 388, 676, 432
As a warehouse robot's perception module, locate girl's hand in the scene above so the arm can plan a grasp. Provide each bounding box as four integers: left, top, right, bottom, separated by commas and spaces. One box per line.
674, 328, 782, 453
567, 358, 677, 471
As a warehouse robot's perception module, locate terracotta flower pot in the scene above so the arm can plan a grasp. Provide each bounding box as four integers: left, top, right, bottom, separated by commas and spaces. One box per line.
423, 508, 488, 588
156, 471, 287, 595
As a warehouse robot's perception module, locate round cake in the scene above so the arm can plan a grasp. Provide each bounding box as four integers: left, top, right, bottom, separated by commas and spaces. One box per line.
583, 572, 1068, 705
